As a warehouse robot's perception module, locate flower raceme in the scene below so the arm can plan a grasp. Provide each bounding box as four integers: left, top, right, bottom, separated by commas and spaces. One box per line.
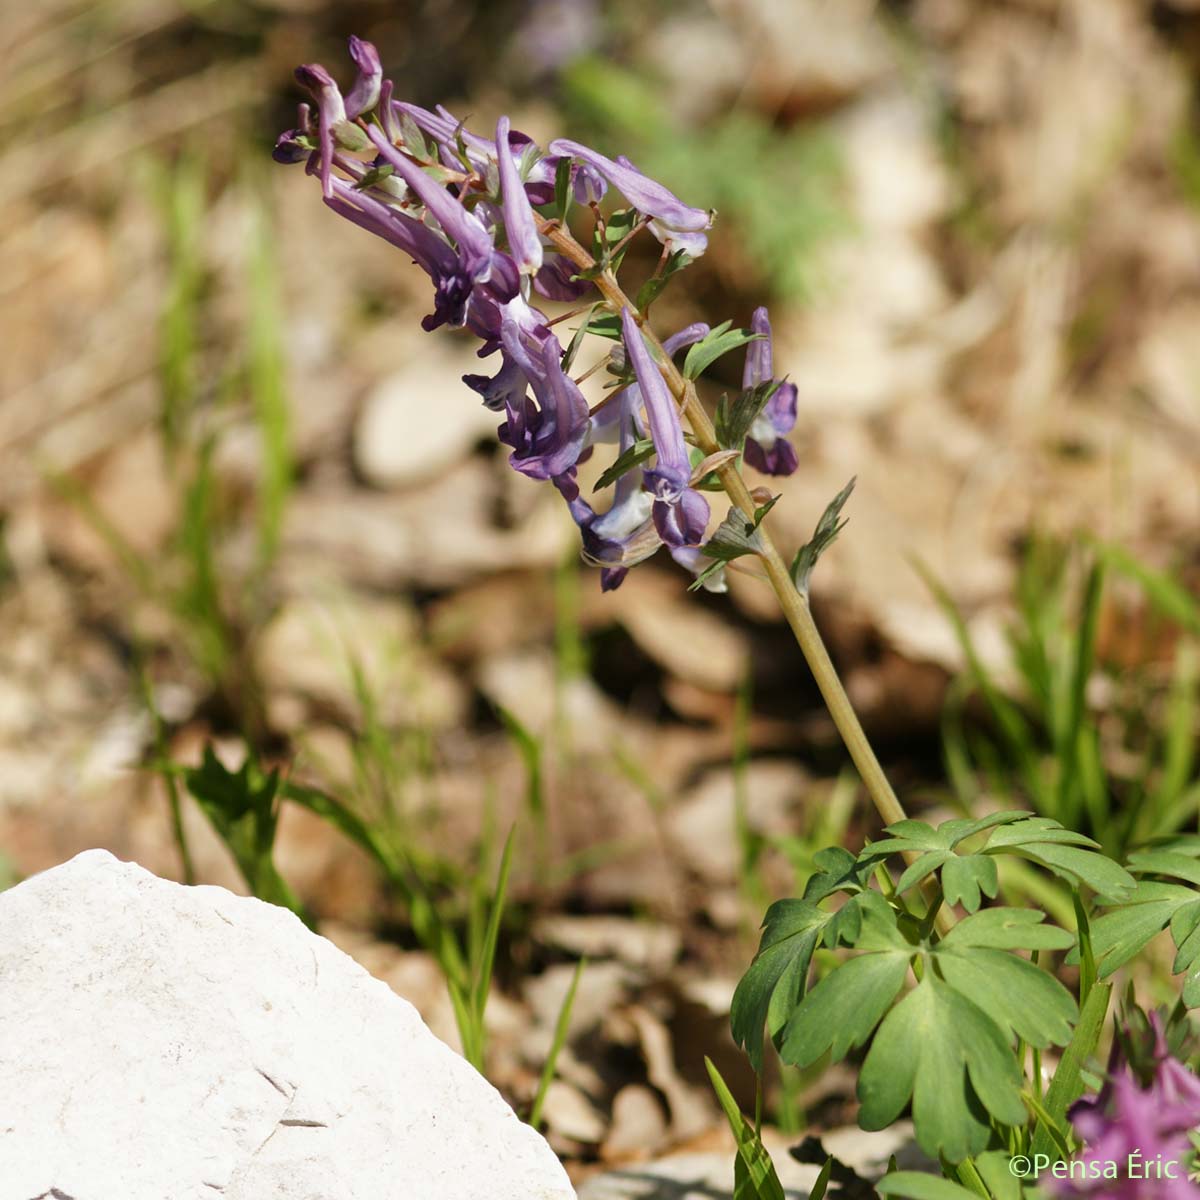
276, 38, 800, 590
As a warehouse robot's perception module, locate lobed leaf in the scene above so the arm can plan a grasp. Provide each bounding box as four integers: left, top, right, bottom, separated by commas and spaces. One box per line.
714, 379, 781, 452
933, 947, 1077, 1048
859, 975, 1026, 1162
730, 899, 829, 1072
780, 950, 911, 1068
683, 321, 762, 380
790, 478, 855, 595
938, 907, 1075, 951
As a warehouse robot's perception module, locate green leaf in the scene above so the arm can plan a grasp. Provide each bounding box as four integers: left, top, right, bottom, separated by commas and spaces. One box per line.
875, 1173, 984, 1200
636, 249, 691, 312
397, 110, 432, 161
184, 746, 308, 924
938, 908, 1075, 951
1022, 1090, 1074, 1162
528, 958, 585, 1130
705, 1058, 788, 1200
803, 845, 875, 903
683, 321, 763, 380
933, 946, 1077, 1048
790, 478, 856, 595
974, 1151, 1026, 1200
809, 1156, 834, 1200
714, 380, 781, 452
281, 777, 463, 982
731, 900, 830, 1072
686, 504, 774, 593
1073, 892, 1097, 1009
780, 950, 911, 1068
1083, 881, 1197, 979
584, 312, 624, 340
983, 818, 1135, 902
553, 155, 573, 223
894, 850, 952, 897
941, 855, 1000, 913
593, 438, 656, 492
352, 162, 395, 190
859, 976, 1027, 1162
561, 303, 599, 373
1030, 982, 1111, 1162
1126, 849, 1200, 887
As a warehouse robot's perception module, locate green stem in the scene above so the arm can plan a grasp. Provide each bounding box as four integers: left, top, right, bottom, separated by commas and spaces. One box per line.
539, 218, 955, 935
540, 220, 905, 806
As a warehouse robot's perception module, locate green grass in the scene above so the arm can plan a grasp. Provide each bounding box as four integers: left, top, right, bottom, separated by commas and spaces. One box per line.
925, 536, 1200, 862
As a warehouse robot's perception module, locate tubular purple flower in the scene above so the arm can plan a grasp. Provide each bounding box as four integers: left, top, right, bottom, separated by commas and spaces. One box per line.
620, 308, 709, 547
344, 36, 382, 119
365, 125, 497, 283
742, 306, 799, 477
663, 323, 711, 358
378, 79, 400, 143
273, 103, 312, 164
533, 254, 591, 302
1058, 1014, 1200, 1200
496, 115, 543, 277
549, 139, 712, 256
294, 64, 346, 197
553, 448, 662, 592
324, 177, 456, 281
499, 333, 589, 480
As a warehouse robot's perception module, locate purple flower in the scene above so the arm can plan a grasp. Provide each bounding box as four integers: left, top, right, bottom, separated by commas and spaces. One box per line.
533, 254, 591, 302
273, 103, 313, 164
496, 115, 543, 278
741, 306, 799, 477
548, 139, 712, 257
620, 308, 709, 547
344, 35, 382, 119
1058, 1014, 1200, 1200
497, 329, 589, 480
293, 63, 345, 197
366, 126, 494, 278
553, 386, 662, 591
394, 102, 560, 204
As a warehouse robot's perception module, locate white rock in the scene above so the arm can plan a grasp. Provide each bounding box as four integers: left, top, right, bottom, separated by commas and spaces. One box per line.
354, 341, 500, 488
0, 849, 576, 1200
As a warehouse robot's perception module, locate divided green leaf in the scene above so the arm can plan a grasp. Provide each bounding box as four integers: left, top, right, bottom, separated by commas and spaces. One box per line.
715, 380, 781, 452
593, 438, 655, 492
789, 478, 856, 595
636, 249, 692, 312
184, 746, 308, 924
683, 321, 762, 380
687, 502, 773, 591
858, 974, 1027, 1162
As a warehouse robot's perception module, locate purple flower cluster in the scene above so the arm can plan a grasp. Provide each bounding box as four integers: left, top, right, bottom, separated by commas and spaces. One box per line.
1057, 1013, 1200, 1200
275, 38, 799, 590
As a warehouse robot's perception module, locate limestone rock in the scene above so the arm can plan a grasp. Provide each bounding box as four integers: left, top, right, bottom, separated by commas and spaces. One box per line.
353, 341, 500, 488
0, 849, 575, 1200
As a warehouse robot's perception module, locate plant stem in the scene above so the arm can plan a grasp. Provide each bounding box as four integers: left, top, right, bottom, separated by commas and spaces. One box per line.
537, 217, 955, 935
539, 218, 907, 825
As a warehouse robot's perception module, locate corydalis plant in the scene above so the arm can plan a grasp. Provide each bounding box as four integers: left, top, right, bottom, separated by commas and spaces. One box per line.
1060, 1008, 1200, 1199
275, 38, 811, 597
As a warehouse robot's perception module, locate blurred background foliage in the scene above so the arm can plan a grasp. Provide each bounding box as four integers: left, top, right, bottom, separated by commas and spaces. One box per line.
4, 0, 1200, 1172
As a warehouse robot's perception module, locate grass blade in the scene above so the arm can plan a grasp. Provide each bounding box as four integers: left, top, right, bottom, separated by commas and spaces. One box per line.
704, 1057, 787, 1200
529, 957, 586, 1130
